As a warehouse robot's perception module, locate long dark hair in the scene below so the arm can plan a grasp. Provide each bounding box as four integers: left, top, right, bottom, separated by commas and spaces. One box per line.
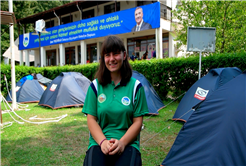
95, 35, 132, 86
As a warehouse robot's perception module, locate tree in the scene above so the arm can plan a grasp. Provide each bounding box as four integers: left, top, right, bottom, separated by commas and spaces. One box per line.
172, 0, 246, 54
1, 1, 35, 56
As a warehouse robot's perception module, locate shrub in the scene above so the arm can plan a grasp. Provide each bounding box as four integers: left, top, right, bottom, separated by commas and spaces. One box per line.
1, 52, 245, 99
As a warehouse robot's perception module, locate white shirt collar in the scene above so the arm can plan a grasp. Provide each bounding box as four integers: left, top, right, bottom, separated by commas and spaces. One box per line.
136, 19, 144, 31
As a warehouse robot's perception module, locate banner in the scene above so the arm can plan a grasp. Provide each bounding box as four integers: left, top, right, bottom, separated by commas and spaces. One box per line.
19, 2, 160, 50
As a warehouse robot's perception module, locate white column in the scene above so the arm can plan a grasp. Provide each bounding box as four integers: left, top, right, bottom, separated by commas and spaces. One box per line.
35, 50, 40, 66
23, 50, 27, 65
155, 28, 163, 59
40, 47, 46, 67
59, 44, 65, 66
155, 29, 159, 59
33, 50, 38, 66
169, 33, 175, 57
97, 42, 100, 62
80, 40, 86, 64
123, 38, 127, 53
25, 50, 30, 66
75, 45, 78, 65
19, 50, 23, 66
9, 0, 17, 110
43, 48, 46, 66
160, 29, 163, 59
56, 48, 59, 65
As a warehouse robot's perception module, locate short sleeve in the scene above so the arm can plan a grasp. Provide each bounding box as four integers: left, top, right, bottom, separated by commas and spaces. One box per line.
133, 85, 149, 117
82, 83, 97, 117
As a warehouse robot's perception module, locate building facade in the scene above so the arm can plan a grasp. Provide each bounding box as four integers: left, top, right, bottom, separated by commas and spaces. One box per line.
17, 0, 178, 67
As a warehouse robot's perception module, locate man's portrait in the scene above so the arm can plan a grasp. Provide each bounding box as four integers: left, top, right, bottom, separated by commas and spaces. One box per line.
131, 7, 152, 32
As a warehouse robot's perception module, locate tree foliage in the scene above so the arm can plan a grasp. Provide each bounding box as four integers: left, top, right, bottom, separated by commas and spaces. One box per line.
1, 1, 71, 61
172, 0, 246, 54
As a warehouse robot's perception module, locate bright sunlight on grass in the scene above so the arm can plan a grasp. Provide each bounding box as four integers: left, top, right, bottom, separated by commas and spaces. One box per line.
1, 99, 182, 166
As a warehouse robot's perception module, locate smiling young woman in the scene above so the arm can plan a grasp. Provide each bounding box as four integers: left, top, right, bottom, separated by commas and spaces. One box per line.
82, 35, 149, 166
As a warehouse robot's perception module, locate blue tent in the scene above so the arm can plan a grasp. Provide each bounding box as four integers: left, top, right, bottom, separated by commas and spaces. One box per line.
173, 67, 242, 122
161, 71, 246, 166
38, 72, 91, 109
6, 75, 45, 103
132, 70, 165, 115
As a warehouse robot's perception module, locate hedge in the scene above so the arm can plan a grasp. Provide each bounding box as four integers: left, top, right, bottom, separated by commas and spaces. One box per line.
1, 52, 245, 100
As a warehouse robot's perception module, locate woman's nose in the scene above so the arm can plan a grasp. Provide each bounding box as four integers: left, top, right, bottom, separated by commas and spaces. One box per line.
108, 53, 114, 60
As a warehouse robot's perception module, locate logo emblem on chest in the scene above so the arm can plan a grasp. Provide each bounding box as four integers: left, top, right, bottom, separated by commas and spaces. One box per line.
121, 96, 130, 106
98, 93, 106, 103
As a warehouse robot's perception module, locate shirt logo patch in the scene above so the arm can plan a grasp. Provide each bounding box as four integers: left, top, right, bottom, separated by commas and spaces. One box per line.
98, 94, 106, 103
194, 87, 209, 100
121, 96, 130, 106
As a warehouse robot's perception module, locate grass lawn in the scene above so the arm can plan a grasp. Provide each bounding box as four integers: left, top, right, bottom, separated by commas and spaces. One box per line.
1, 99, 182, 166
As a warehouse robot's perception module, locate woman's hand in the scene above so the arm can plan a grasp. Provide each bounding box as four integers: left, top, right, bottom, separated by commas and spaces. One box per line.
101, 140, 113, 155
108, 138, 126, 155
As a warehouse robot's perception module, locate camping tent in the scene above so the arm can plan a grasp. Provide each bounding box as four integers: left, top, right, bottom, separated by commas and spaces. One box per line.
38, 72, 91, 109
161, 70, 246, 166
34, 73, 52, 86
132, 70, 165, 115
6, 75, 45, 103
172, 67, 242, 122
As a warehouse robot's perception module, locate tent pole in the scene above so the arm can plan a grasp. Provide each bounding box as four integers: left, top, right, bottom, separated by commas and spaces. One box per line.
198, 51, 202, 79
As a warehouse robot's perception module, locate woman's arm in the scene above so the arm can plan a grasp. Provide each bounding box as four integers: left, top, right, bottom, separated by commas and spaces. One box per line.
108, 116, 143, 155
87, 114, 112, 155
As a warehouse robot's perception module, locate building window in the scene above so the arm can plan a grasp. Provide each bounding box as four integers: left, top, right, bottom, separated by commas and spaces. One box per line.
127, 34, 169, 59
46, 20, 54, 28
83, 9, 94, 19
77, 46, 81, 64
86, 44, 97, 63
163, 35, 169, 57
161, 4, 172, 20
104, 2, 120, 14
65, 47, 75, 65
177, 0, 182, 6
46, 49, 56, 66
128, 36, 155, 59
137, 1, 152, 7
61, 15, 73, 25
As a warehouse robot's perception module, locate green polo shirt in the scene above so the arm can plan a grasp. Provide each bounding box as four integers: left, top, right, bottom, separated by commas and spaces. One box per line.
82, 77, 149, 151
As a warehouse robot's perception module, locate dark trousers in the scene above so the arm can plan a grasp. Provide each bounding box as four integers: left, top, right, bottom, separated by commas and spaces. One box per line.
83, 146, 142, 166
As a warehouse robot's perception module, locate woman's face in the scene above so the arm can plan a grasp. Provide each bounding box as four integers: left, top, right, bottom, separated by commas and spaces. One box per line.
104, 51, 126, 73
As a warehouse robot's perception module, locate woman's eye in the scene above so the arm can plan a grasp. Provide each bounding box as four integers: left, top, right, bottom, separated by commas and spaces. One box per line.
105, 53, 110, 57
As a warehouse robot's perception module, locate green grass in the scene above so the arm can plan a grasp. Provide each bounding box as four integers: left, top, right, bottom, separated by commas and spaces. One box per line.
1, 100, 183, 166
